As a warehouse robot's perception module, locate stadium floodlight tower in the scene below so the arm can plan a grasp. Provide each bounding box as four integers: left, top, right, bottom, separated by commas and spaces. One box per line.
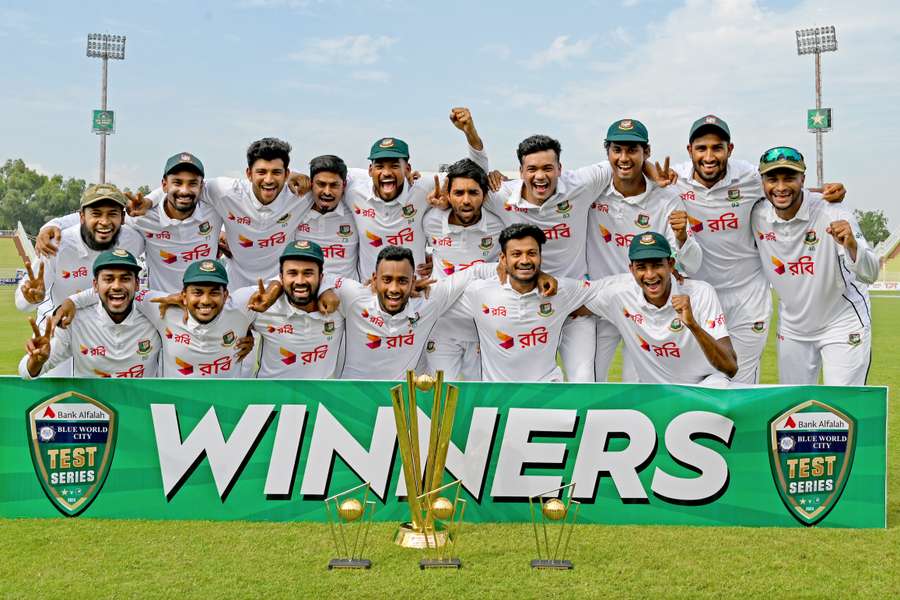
86, 33, 126, 184
796, 26, 837, 188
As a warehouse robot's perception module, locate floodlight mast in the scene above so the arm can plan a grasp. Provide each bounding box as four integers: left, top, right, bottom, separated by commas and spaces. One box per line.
86, 34, 126, 183
796, 26, 837, 188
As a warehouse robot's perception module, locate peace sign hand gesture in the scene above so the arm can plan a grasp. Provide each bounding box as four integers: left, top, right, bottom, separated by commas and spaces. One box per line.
25, 317, 53, 376
21, 259, 46, 304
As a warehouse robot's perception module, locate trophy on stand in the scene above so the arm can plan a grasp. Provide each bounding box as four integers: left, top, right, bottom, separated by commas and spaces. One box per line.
529, 482, 580, 570
391, 370, 465, 568
416, 479, 467, 569
324, 482, 376, 569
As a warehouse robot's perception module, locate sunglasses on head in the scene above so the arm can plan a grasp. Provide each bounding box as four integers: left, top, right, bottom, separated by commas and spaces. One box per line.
760, 147, 804, 164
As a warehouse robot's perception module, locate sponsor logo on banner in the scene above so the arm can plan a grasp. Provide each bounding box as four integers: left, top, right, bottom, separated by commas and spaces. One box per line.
768, 400, 856, 526
27, 392, 118, 517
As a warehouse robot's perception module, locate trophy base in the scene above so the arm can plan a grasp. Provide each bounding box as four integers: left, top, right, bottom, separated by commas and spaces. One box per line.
420, 558, 461, 570
394, 522, 450, 548
328, 558, 372, 570
531, 559, 573, 570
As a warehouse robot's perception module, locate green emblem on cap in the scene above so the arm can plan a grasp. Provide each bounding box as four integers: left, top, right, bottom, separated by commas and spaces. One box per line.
538, 302, 554, 317
137, 339, 152, 356
619, 119, 634, 131
180, 153, 193, 162
295, 240, 310, 249
112, 248, 128, 257
199, 261, 216, 272
669, 318, 684, 332
379, 138, 395, 148
639, 233, 655, 245
222, 331, 235, 347
27, 391, 118, 517
635, 213, 650, 229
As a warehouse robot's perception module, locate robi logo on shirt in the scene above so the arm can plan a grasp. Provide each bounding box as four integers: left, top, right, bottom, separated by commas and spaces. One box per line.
772, 255, 815, 276
366, 334, 382, 349
496, 330, 514, 349
175, 357, 193, 375
279, 347, 297, 365
365, 231, 383, 247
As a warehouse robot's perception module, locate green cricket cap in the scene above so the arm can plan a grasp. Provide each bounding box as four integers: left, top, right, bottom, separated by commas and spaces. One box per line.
80, 183, 128, 209
183, 259, 229, 286
758, 146, 807, 175
689, 114, 731, 143
628, 231, 673, 261
92, 248, 141, 276
164, 152, 205, 177
280, 239, 324, 266
606, 118, 649, 143
368, 137, 410, 161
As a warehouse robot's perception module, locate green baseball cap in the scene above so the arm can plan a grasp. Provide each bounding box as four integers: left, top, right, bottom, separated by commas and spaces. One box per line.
80, 183, 128, 209
182, 259, 229, 286
368, 137, 410, 161
606, 119, 649, 143
689, 114, 731, 142
280, 239, 324, 266
92, 248, 141, 276
164, 152, 205, 177
628, 231, 673, 261
758, 146, 807, 175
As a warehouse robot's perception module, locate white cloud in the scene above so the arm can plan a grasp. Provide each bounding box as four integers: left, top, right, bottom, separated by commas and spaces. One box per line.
526, 35, 594, 69
289, 34, 397, 66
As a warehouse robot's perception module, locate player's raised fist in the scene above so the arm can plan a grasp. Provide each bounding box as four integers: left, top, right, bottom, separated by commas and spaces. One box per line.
35, 227, 61, 257
669, 210, 689, 244
450, 107, 474, 131
827, 220, 857, 252
670, 294, 696, 328
821, 182, 846, 203
125, 191, 151, 217
21, 259, 46, 304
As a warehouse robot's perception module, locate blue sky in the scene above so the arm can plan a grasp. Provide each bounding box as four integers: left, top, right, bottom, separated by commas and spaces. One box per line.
2, 0, 899, 228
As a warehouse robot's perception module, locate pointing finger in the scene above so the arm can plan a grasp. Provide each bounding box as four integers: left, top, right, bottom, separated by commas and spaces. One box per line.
29, 317, 41, 338
258, 278, 266, 296
25, 260, 36, 282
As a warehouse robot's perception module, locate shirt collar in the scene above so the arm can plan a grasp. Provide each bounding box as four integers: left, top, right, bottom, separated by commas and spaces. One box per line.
605, 175, 654, 205
499, 279, 541, 298
94, 301, 139, 326
632, 275, 676, 313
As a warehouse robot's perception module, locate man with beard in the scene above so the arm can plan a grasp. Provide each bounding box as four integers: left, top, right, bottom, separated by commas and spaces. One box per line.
449, 224, 602, 382
16, 184, 144, 376
750, 147, 876, 384
58, 258, 280, 378
293, 155, 359, 278
422, 157, 505, 380
36, 153, 221, 292
670, 115, 846, 383
322, 244, 555, 380
19, 249, 160, 379
587, 119, 703, 382
578, 232, 737, 384
249, 240, 345, 378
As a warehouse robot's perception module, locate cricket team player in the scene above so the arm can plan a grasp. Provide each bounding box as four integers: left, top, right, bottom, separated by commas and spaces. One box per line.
19, 249, 160, 379
750, 147, 877, 385
587, 118, 702, 381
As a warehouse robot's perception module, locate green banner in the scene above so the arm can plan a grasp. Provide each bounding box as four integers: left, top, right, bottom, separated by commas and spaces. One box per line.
0, 377, 887, 528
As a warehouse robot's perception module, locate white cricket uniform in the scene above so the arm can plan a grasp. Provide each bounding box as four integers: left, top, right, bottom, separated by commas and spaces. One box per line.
148, 179, 313, 288
672, 159, 770, 383
480, 151, 614, 382
19, 303, 160, 379
294, 198, 359, 279
586, 176, 703, 381
447, 277, 597, 382
15, 224, 145, 376
333, 263, 496, 380
422, 207, 504, 381
751, 191, 877, 385
344, 168, 432, 279
251, 294, 345, 379
584, 274, 730, 384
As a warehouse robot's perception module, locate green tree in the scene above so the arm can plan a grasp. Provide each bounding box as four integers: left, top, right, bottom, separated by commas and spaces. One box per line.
0, 159, 86, 234
853, 209, 891, 246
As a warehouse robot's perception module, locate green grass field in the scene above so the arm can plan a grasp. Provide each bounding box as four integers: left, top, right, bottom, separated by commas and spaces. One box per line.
0, 237, 897, 598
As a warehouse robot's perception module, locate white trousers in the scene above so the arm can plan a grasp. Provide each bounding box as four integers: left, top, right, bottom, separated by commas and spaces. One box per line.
424, 337, 482, 382
717, 281, 773, 385
560, 315, 596, 382
777, 328, 871, 385
594, 317, 637, 382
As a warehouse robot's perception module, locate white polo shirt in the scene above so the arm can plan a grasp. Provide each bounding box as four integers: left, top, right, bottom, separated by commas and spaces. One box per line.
751, 191, 877, 341
18, 302, 160, 379
586, 176, 702, 278
251, 294, 345, 379
148, 179, 313, 288
584, 274, 729, 384
449, 277, 597, 382
16, 224, 145, 324
334, 262, 496, 380
485, 163, 613, 278
294, 198, 359, 279
671, 160, 762, 293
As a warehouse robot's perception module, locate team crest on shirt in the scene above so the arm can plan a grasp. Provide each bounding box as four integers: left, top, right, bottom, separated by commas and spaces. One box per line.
323, 321, 335, 335
337, 224, 353, 238
479, 237, 494, 251
538, 302, 554, 317
277, 213, 292, 225
402, 204, 417, 219
848, 333, 861, 347
752, 321, 766, 333
198, 221, 211, 235
222, 331, 236, 347
555, 200, 572, 215
635, 213, 651, 229
728, 189, 741, 206
669, 318, 684, 332
426, 340, 436, 353
805, 230, 819, 247
136, 339, 152, 356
